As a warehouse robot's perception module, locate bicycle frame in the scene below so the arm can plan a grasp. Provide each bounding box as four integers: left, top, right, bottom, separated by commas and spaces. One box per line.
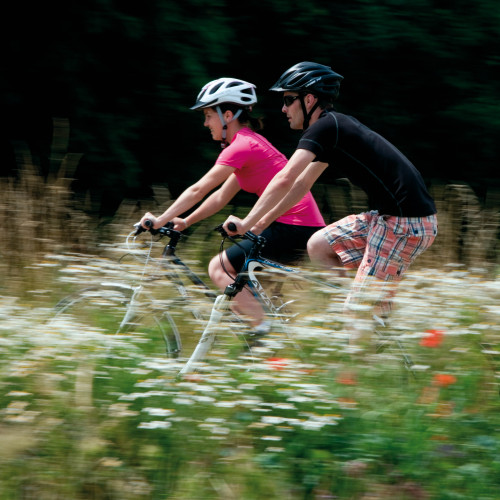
130, 222, 218, 300
178, 226, 339, 374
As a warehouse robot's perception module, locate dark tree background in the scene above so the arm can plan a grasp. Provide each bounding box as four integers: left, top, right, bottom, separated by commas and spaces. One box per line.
2, 0, 499, 215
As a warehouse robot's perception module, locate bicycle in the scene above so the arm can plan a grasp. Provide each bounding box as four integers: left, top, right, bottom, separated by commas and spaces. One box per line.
176, 222, 348, 374
49, 220, 346, 375
50, 220, 421, 379
50, 222, 223, 367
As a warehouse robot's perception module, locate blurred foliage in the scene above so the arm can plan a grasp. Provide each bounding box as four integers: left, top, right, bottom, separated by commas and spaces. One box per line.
1, 0, 499, 215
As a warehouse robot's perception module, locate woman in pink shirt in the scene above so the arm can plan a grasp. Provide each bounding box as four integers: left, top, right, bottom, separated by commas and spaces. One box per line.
140, 78, 325, 333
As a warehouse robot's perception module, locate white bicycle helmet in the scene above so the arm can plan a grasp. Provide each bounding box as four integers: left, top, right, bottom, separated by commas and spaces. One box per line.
191, 78, 257, 110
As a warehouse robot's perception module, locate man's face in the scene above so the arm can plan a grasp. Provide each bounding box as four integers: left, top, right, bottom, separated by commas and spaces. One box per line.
282, 92, 303, 130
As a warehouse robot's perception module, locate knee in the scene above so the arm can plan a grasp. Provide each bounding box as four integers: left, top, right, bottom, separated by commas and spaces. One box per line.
307, 231, 342, 268
307, 231, 327, 261
208, 253, 235, 288
208, 255, 220, 281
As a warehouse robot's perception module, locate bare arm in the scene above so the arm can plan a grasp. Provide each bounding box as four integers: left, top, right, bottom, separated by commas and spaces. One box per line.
223, 148, 317, 234
184, 174, 241, 227
252, 160, 329, 233
140, 164, 235, 229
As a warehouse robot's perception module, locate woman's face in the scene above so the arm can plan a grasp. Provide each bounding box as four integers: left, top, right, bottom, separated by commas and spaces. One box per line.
203, 108, 223, 141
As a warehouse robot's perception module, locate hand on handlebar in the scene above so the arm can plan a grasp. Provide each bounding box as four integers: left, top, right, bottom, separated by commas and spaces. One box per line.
171, 216, 188, 231
140, 212, 159, 230
134, 217, 155, 236
222, 216, 247, 236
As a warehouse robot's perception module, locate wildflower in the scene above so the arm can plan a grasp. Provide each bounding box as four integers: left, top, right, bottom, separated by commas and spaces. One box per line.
432, 374, 457, 387
142, 407, 174, 417
266, 357, 288, 371
99, 457, 123, 467
417, 386, 439, 404
336, 371, 357, 385
420, 329, 444, 347
430, 435, 449, 441
428, 401, 455, 418
138, 421, 172, 429
336, 397, 358, 409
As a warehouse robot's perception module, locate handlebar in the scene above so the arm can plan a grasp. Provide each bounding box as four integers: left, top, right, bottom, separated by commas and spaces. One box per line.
131, 219, 268, 264
133, 220, 183, 257
214, 223, 266, 246
134, 220, 179, 237
134, 219, 155, 235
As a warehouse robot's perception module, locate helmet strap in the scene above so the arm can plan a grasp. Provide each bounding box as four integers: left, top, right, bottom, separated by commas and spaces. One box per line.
300, 96, 320, 130
216, 106, 242, 148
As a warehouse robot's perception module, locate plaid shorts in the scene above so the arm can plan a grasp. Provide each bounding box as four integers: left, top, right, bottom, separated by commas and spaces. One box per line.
323, 211, 437, 318
323, 211, 438, 283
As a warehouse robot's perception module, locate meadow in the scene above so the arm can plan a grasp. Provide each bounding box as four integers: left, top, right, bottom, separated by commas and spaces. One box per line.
0, 152, 499, 499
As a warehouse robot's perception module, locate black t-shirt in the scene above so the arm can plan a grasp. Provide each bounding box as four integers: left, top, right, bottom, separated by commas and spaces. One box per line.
297, 111, 437, 217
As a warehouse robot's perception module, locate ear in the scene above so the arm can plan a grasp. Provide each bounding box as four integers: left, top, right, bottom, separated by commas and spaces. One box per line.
306, 94, 318, 108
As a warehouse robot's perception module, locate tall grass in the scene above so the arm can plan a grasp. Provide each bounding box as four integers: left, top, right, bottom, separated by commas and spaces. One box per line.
1, 116, 499, 277
0, 121, 499, 499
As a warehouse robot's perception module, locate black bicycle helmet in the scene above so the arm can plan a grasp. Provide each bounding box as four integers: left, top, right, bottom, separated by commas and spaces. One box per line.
270, 62, 343, 130
270, 61, 343, 100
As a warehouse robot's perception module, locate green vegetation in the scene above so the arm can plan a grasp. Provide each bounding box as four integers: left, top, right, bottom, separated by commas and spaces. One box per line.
0, 163, 499, 499
1, 3, 500, 494
3, 1, 500, 213
0, 262, 499, 499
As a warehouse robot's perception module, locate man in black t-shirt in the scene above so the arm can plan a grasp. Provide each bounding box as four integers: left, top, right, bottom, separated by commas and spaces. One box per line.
224, 62, 438, 343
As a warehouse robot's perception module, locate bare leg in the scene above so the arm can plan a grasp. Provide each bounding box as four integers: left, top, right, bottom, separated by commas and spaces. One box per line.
208, 252, 265, 327
307, 230, 345, 272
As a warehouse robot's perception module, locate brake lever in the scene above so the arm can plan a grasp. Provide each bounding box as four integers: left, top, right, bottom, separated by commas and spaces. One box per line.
214, 223, 229, 238
134, 222, 146, 236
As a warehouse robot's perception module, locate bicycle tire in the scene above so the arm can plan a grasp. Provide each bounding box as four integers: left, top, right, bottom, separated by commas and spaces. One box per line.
51, 283, 183, 358
50, 281, 246, 375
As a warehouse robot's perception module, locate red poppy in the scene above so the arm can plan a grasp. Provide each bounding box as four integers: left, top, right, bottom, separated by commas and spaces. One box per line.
420, 329, 444, 347
433, 374, 457, 387
336, 371, 357, 385
266, 357, 288, 371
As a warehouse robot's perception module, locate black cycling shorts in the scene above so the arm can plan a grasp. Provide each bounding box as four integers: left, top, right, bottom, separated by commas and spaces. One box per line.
224, 221, 324, 273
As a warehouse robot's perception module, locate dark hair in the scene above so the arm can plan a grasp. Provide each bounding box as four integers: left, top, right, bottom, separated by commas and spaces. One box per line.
218, 103, 264, 132
314, 94, 336, 111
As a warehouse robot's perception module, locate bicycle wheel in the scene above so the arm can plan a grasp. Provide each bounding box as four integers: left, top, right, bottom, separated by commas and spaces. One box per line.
50, 283, 182, 358
50, 281, 241, 373
176, 293, 285, 376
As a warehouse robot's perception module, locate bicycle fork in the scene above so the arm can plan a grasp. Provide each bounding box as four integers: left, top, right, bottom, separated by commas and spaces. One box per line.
178, 294, 232, 375
118, 285, 144, 331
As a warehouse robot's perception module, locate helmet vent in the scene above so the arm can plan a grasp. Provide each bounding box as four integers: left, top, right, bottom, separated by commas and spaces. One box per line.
191, 77, 258, 110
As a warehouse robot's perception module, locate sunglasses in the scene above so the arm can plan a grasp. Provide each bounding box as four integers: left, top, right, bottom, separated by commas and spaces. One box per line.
283, 95, 300, 107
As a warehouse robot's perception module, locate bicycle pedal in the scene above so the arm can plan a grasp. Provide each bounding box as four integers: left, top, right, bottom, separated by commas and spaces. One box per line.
241, 331, 268, 345
246, 339, 266, 349
245, 340, 280, 354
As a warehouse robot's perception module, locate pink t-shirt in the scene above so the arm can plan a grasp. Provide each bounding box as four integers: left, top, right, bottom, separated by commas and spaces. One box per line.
216, 128, 325, 227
